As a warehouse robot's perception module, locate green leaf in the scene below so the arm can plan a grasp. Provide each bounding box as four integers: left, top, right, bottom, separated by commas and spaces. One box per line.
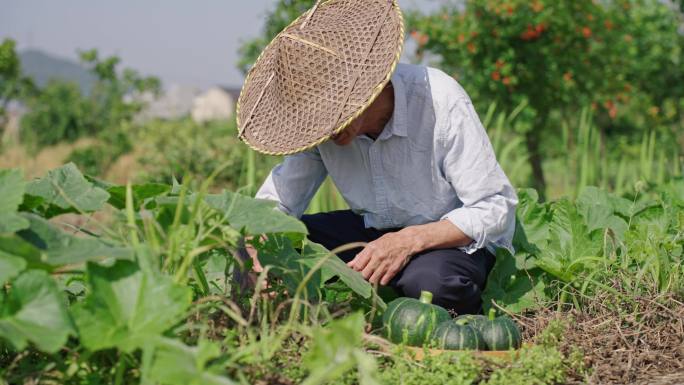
0, 169, 26, 213
539, 199, 602, 282
0, 251, 26, 283
656, 177, 684, 207
514, 188, 551, 254
204, 191, 307, 235
256, 236, 376, 303
0, 270, 73, 352
147, 338, 237, 385
0, 234, 49, 271
299, 241, 373, 300
0, 169, 29, 233
17, 213, 133, 266
25, 163, 109, 217
302, 312, 379, 385
106, 183, 170, 210
576, 187, 628, 239
256, 235, 322, 302
71, 260, 192, 352
304, 312, 364, 368
0, 212, 30, 238
481, 248, 547, 313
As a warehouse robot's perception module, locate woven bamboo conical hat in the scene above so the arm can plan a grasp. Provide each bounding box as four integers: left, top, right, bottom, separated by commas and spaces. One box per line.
237, 0, 405, 155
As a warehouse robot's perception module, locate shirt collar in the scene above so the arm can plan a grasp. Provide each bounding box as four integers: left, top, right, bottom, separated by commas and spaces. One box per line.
377, 70, 408, 140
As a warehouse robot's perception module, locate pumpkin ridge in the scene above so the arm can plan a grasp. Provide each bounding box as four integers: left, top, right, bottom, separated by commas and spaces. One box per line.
385, 297, 410, 341
427, 309, 436, 341
507, 322, 512, 349
414, 312, 426, 344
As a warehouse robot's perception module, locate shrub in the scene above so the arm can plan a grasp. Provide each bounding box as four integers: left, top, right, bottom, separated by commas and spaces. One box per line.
408, 0, 684, 194
20, 49, 159, 148
67, 129, 132, 176
133, 118, 280, 189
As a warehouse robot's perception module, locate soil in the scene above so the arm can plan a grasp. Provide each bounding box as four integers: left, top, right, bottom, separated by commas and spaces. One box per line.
515, 291, 684, 385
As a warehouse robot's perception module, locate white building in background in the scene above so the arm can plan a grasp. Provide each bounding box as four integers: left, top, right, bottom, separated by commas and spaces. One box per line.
191, 86, 241, 124
131, 84, 242, 124
132, 84, 201, 122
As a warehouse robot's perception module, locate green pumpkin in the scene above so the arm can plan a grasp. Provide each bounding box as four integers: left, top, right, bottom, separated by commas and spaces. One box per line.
431, 318, 486, 350
478, 309, 522, 350
454, 314, 488, 332
382, 291, 451, 346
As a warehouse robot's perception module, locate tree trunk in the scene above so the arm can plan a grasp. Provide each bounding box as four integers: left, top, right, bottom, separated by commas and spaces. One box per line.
525, 116, 547, 200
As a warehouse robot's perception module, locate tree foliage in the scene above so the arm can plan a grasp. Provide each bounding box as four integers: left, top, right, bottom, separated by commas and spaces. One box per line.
237, 0, 317, 74
20, 49, 160, 147
408, 0, 684, 194
0, 39, 36, 134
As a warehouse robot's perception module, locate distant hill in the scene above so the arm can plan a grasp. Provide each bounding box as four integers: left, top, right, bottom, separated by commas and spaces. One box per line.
19, 49, 95, 94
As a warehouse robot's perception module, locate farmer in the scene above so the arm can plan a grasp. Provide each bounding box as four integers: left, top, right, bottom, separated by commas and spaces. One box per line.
236, 0, 517, 314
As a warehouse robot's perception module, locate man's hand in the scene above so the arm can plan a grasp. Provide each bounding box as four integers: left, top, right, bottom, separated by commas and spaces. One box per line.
245, 243, 263, 273
244, 235, 267, 273
238, 236, 279, 299
347, 231, 418, 286
346, 220, 474, 286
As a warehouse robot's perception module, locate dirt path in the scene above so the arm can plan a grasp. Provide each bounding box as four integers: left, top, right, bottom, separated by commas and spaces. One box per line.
517, 293, 684, 384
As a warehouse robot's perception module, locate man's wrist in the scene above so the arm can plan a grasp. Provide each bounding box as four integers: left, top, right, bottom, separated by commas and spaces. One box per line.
398, 220, 474, 254
398, 225, 431, 255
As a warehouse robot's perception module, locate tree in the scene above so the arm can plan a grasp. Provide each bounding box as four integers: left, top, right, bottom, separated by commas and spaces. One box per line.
21, 49, 160, 147
238, 0, 317, 74
20, 80, 89, 146
408, 0, 678, 192
0, 39, 36, 136
78, 49, 161, 131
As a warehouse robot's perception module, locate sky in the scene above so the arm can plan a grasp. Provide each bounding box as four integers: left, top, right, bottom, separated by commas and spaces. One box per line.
1, 0, 446, 90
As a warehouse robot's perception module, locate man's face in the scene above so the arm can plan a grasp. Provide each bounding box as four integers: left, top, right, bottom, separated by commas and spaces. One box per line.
330, 109, 370, 146
330, 83, 394, 146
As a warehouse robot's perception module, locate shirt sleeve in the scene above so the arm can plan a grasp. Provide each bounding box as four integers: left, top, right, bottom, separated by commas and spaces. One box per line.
439, 98, 518, 254
255, 147, 328, 218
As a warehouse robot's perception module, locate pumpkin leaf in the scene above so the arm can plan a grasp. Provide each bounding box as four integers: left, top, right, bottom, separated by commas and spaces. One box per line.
256, 235, 322, 302
147, 338, 237, 385
576, 186, 629, 239
71, 260, 192, 352
299, 241, 373, 300
481, 248, 548, 313
0, 251, 26, 284
510, 188, 554, 272
0, 232, 53, 272
514, 189, 551, 255
16, 213, 134, 267
24, 163, 109, 217
302, 312, 380, 385
0, 169, 29, 234
204, 191, 307, 235
256, 235, 376, 303
0, 270, 73, 352
106, 183, 170, 210
538, 199, 602, 282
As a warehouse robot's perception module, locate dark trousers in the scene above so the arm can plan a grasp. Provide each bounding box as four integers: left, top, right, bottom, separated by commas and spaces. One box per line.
301, 210, 496, 315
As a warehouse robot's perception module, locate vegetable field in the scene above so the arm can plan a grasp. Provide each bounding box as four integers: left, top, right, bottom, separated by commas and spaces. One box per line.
1, 163, 682, 384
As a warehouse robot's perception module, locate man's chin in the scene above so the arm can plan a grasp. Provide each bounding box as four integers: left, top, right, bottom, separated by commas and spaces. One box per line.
333, 137, 353, 146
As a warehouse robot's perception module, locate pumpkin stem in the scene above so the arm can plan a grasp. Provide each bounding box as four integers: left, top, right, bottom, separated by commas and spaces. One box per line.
418, 290, 433, 304
488, 308, 497, 320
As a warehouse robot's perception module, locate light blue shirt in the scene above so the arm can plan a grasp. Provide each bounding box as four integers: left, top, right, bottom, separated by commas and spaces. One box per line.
255, 63, 518, 254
